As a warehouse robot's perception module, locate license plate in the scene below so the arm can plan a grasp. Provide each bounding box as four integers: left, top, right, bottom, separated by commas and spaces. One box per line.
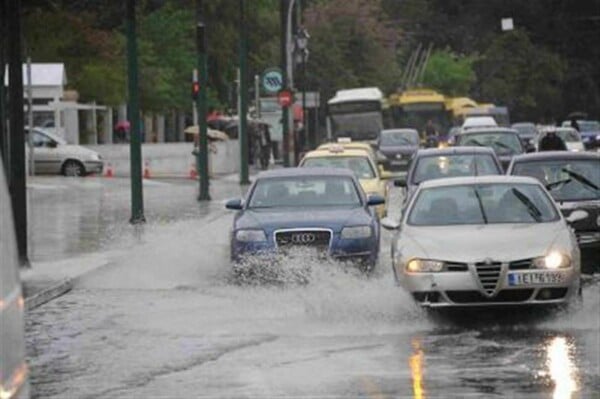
508, 272, 564, 286
391, 160, 408, 165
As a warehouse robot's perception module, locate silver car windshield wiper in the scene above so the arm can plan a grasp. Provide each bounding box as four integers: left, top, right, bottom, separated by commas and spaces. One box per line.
562, 168, 599, 191
492, 141, 514, 152
466, 138, 486, 147
546, 178, 571, 191
473, 187, 488, 224
511, 188, 542, 222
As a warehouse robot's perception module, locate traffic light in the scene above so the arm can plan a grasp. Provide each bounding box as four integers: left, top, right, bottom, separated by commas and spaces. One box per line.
192, 81, 200, 101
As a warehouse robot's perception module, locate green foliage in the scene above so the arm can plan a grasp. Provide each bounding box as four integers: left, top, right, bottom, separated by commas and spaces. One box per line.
422, 49, 477, 96
475, 30, 565, 121
304, 0, 401, 100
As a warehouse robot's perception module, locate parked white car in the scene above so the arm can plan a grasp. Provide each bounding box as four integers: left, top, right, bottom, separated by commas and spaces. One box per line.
536, 127, 585, 152
0, 155, 29, 399
383, 175, 582, 308
26, 127, 104, 176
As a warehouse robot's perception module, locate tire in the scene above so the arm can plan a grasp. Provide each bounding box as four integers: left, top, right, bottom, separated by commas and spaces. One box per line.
62, 160, 85, 177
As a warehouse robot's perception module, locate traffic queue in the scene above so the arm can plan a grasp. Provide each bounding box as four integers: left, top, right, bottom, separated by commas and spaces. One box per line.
225, 114, 599, 310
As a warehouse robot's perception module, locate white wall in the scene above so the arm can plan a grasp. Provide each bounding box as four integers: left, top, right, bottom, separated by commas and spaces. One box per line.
86, 141, 240, 177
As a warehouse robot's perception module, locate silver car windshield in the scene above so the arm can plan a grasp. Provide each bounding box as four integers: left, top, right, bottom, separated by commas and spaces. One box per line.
458, 132, 522, 154
249, 176, 361, 208
512, 159, 600, 202
412, 154, 500, 184
302, 156, 376, 179
408, 183, 559, 226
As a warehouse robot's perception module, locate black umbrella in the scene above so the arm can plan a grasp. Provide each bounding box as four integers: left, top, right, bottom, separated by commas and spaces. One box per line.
567, 111, 587, 119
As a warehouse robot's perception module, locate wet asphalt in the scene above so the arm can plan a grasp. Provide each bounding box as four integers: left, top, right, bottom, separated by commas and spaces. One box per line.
24, 176, 600, 398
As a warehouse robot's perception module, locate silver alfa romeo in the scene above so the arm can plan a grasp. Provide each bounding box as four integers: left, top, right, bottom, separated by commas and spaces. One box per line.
383, 175, 583, 307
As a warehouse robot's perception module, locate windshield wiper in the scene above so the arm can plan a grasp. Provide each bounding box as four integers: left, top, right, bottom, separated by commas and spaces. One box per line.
511, 188, 542, 222
546, 178, 571, 191
562, 168, 599, 191
473, 187, 488, 224
466, 139, 486, 147
493, 141, 513, 151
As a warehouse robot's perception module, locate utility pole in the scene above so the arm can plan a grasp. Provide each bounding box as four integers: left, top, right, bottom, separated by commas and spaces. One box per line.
239, 0, 250, 184
26, 56, 34, 175
196, 0, 210, 199
126, 0, 145, 223
280, 0, 290, 167
7, 0, 29, 266
0, 0, 7, 171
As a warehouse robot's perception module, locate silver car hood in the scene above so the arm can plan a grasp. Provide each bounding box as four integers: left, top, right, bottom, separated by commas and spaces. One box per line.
400, 222, 568, 263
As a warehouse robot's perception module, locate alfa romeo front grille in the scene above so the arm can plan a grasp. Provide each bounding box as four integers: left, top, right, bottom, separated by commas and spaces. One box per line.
475, 261, 502, 295
275, 230, 331, 248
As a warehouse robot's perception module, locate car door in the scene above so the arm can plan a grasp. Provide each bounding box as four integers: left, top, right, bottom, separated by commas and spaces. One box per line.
32, 131, 62, 174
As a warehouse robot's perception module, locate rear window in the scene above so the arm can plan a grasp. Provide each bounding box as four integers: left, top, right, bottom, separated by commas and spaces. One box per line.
412, 154, 501, 184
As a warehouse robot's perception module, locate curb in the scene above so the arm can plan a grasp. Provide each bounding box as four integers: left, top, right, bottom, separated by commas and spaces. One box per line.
25, 279, 73, 311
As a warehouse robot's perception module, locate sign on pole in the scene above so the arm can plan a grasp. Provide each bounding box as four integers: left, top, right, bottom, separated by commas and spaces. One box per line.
277, 88, 294, 108
261, 67, 284, 94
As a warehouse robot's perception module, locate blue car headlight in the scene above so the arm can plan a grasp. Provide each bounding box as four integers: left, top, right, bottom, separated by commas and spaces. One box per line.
235, 229, 267, 242
341, 225, 372, 239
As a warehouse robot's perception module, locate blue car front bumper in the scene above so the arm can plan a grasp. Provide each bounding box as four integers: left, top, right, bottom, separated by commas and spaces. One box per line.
231, 232, 379, 266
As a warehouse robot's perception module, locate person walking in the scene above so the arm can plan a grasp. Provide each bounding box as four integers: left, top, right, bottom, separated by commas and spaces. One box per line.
570, 117, 580, 132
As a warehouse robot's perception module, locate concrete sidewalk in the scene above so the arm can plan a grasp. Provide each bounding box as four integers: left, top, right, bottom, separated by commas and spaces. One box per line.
22, 171, 257, 309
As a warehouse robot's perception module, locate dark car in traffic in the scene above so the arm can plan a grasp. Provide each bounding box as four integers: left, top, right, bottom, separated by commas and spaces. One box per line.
511, 122, 538, 152
225, 168, 384, 272
377, 128, 420, 174
562, 120, 600, 150
396, 146, 504, 205
507, 151, 600, 274
454, 127, 525, 171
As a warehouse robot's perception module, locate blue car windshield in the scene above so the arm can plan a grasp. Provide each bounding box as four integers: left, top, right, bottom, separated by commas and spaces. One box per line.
413, 154, 501, 184
249, 176, 362, 208
408, 183, 559, 226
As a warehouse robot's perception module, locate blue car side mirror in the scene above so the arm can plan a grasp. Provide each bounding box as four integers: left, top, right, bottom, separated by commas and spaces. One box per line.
367, 194, 385, 206
225, 198, 243, 210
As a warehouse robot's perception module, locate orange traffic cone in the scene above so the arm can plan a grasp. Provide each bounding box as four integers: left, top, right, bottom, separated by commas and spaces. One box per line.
104, 163, 114, 178
189, 163, 198, 180
143, 161, 151, 179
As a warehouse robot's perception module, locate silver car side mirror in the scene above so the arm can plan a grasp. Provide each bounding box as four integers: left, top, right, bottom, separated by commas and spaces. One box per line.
566, 210, 588, 224
381, 216, 400, 230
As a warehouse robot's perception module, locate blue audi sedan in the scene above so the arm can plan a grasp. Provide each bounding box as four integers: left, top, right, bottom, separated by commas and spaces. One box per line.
225, 168, 384, 271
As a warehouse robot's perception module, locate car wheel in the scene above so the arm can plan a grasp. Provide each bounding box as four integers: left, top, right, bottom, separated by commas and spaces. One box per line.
62, 160, 85, 177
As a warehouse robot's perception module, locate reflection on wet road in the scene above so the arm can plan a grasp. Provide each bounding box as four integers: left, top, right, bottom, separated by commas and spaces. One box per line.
25, 178, 599, 398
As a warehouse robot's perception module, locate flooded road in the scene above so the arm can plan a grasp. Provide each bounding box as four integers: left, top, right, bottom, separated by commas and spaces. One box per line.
25, 177, 600, 398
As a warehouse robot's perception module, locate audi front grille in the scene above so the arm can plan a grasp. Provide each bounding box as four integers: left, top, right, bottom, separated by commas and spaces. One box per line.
475, 261, 502, 295
275, 230, 331, 249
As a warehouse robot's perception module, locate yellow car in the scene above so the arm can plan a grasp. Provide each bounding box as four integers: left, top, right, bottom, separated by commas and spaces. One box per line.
317, 140, 389, 169
299, 146, 389, 218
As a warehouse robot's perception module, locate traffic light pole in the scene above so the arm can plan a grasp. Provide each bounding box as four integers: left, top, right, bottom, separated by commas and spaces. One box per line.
196, 0, 210, 200
7, 0, 28, 266
280, 0, 290, 167
126, 0, 145, 224
239, 0, 250, 185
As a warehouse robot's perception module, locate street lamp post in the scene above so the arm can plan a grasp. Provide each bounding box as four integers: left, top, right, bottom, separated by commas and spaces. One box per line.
294, 28, 309, 155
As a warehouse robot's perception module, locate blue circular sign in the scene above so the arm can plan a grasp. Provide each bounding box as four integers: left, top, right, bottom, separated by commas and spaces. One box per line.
261, 67, 283, 94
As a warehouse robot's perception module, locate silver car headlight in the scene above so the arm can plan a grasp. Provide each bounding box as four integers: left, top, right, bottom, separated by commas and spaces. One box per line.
89, 152, 102, 161
341, 225, 372, 239
406, 258, 444, 273
235, 229, 267, 242
533, 251, 571, 269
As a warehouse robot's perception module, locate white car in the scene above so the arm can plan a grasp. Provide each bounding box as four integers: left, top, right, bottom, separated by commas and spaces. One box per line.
26, 127, 104, 176
383, 175, 582, 308
536, 127, 585, 152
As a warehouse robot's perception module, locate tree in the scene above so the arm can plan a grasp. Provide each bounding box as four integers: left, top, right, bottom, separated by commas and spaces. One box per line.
475, 30, 565, 121
422, 49, 477, 96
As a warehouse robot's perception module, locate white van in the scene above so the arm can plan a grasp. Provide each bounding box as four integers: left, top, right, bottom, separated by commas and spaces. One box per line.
0, 158, 29, 399
462, 116, 498, 131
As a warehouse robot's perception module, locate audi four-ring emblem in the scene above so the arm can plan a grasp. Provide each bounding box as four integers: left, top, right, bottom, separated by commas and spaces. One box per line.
291, 233, 316, 244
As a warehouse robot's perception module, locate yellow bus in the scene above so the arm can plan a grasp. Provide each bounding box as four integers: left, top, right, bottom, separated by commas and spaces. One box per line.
389, 89, 451, 135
